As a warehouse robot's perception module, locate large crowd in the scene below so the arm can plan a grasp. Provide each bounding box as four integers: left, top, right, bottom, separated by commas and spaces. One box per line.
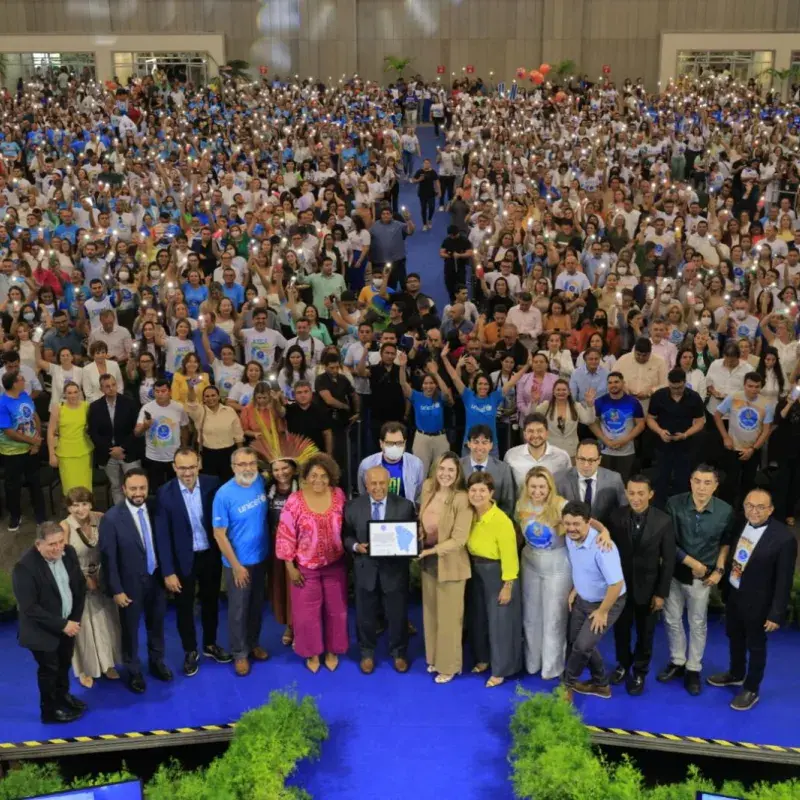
5, 65, 800, 725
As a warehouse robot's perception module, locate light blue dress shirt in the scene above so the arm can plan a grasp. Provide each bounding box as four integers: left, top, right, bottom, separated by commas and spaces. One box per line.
566, 527, 626, 603
568, 364, 609, 402
181, 483, 210, 552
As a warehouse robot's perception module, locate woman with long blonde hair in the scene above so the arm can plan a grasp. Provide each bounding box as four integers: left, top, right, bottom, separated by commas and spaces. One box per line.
418, 452, 473, 684
516, 466, 570, 679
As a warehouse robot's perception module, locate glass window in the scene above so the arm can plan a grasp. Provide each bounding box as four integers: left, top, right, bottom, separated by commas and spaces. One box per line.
676, 50, 773, 90
113, 52, 209, 87
0, 52, 94, 89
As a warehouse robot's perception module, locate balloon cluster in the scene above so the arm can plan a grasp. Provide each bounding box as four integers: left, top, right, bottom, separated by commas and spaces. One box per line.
516, 63, 550, 85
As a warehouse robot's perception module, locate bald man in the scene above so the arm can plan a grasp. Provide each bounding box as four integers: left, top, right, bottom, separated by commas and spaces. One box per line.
343, 467, 417, 674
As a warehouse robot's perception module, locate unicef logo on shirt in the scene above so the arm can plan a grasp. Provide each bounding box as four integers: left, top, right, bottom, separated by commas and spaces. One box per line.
525, 521, 553, 549
602, 408, 626, 435
155, 422, 172, 441
737, 325, 751, 338
738, 407, 759, 431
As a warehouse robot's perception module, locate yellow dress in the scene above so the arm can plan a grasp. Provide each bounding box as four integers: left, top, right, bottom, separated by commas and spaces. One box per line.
55, 401, 94, 494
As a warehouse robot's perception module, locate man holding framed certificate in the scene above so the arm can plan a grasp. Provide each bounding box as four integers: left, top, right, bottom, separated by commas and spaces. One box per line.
343, 466, 417, 675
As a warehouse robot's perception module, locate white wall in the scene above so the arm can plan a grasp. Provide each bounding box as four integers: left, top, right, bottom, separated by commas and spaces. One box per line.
659, 31, 799, 89
0, 34, 226, 82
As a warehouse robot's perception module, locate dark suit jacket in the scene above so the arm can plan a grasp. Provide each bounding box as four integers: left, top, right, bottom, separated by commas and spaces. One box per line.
154, 476, 221, 578
608, 505, 676, 606
555, 466, 628, 525
460, 456, 516, 518
12, 545, 86, 652
343, 494, 417, 593
722, 517, 798, 625
99, 499, 161, 600
87, 393, 142, 467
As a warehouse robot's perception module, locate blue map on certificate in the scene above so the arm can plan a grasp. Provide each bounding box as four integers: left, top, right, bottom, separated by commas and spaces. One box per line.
371, 522, 418, 556
393, 525, 415, 553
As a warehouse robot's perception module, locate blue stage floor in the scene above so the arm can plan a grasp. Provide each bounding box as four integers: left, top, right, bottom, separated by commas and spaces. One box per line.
1, 606, 799, 799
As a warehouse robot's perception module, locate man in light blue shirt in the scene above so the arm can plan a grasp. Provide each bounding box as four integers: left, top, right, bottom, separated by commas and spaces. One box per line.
569, 349, 609, 402
563, 500, 626, 699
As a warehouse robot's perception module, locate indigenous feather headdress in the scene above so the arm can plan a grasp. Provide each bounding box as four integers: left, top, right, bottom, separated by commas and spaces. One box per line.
249, 407, 318, 470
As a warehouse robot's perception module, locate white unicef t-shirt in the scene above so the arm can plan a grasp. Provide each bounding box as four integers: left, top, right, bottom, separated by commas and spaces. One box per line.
241, 327, 287, 368
137, 400, 188, 462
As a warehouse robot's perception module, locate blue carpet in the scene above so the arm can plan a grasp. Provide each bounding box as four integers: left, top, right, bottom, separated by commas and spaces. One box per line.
399, 125, 451, 311
1, 605, 799, 800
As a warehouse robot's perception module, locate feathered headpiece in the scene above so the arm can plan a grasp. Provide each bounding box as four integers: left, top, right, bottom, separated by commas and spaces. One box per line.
249, 407, 318, 470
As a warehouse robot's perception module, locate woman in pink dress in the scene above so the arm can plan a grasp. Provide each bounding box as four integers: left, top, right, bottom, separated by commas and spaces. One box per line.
276, 453, 348, 673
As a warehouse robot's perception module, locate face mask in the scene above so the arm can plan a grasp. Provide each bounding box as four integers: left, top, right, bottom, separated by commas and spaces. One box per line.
735, 309, 747, 320
694, 302, 704, 311
661, 291, 672, 300
372, 278, 383, 289
23, 312, 34, 321
118, 271, 130, 282
701, 316, 713, 326
383, 444, 405, 461
149, 270, 160, 280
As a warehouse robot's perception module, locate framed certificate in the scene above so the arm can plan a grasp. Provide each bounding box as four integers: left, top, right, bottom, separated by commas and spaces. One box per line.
368, 521, 419, 557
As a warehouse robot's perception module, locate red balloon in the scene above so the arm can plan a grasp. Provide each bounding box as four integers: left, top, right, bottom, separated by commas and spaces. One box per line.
531, 71, 544, 85
554, 90, 567, 103
516, 67, 527, 79
539, 63, 551, 76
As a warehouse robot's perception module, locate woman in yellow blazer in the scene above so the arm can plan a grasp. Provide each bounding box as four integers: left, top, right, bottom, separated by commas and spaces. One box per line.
170, 352, 211, 408
466, 470, 523, 687
418, 452, 473, 684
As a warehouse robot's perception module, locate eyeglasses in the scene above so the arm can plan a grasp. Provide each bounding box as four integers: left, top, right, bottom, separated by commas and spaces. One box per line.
576, 456, 601, 464
744, 503, 771, 512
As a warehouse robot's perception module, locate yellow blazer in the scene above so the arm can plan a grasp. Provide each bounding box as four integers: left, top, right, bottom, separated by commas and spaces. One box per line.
420, 480, 473, 582
171, 372, 211, 408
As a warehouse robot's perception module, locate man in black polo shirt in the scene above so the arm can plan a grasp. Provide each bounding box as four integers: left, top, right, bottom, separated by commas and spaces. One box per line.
646, 368, 707, 508
191, 226, 219, 279
358, 342, 407, 446
411, 158, 440, 231
439, 225, 474, 301
285, 380, 333, 454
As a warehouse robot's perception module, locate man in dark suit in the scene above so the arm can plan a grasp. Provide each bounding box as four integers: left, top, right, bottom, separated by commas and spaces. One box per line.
88, 374, 142, 505
555, 439, 628, 525
707, 488, 797, 711
343, 465, 417, 674
99, 468, 171, 693
12, 522, 87, 722
154, 447, 231, 678
607, 475, 676, 695
460, 424, 516, 517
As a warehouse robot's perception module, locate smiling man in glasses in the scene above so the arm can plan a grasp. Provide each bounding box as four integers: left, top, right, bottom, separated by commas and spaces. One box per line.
706, 489, 796, 711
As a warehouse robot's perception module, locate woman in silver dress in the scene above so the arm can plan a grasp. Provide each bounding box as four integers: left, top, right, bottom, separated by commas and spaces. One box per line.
60, 487, 122, 688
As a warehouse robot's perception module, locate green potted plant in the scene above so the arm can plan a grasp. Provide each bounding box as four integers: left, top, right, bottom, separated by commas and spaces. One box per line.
384, 56, 413, 81
0, 569, 17, 622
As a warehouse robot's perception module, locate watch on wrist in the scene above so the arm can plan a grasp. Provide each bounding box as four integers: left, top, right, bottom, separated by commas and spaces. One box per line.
714, 566, 724, 575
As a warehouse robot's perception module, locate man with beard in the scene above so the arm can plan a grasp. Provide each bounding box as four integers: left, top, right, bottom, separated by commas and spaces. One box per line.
212, 447, 270, 677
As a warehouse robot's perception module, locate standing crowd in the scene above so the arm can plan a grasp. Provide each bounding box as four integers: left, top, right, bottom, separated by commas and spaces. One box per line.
5, 66, 800, 723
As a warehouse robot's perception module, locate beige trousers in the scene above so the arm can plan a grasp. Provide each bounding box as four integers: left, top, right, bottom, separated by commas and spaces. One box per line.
421, 557, 466, 675
412, 432, 451, 480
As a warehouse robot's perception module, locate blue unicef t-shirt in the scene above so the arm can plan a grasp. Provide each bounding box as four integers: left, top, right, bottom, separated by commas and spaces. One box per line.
411, 390, 445, 434
462, 388, 503, 443
212, 474, 269, 566
182, 284, 208, 319
382, 458, 404, 497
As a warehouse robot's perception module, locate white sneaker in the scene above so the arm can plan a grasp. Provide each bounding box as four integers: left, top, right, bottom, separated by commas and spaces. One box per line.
438, 206, 444, 212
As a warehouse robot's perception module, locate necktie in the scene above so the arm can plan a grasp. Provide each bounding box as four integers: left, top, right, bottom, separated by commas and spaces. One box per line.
138, 507, 156, 575
584, 478, 594, 507
475, 464, 484, 471
372, 502, 382, 521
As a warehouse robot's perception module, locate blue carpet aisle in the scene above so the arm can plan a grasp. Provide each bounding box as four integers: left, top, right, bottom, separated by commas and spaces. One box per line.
2, 607, 800, 799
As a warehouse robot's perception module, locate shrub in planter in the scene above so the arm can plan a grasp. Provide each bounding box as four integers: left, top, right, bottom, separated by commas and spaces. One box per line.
0, 570, 16, 618
511, 688, 800, 799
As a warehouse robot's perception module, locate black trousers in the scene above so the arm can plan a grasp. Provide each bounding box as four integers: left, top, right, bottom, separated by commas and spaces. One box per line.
613, 597, 658, 675
201, 445, 236, 484
5, 450, 46, 523
772, 454, 800, 521
419, 195, 436, 225
444, 262, 467, 302
652, 443, 693, 509
172, 548, 223, 653
119, 572, 166, 674
726, 589, 768, 693
720, 450, 760, 508
32, 635, 75, 714
355, 569, 409, 658
144, 458, 175, 494
440, 176, 455, 205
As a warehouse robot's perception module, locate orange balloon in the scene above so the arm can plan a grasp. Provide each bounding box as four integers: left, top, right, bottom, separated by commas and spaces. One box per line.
539, 63, 551, 76
554, 90, 567, 103
531, 71, 544, 85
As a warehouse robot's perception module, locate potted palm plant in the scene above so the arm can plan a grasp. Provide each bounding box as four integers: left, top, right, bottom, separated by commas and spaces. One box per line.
384, 56, 413, 81
0, 569, 16, 622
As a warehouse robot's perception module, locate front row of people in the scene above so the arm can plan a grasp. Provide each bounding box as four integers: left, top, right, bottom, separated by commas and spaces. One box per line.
12, 437, 797, 724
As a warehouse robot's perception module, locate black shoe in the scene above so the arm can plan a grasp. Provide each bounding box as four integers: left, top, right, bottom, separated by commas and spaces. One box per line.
610, 664, 628, 685
149, 661, 174, 682
656, 662, 685, 682
41, 707, 82, 723
184, 651, 199, 677
62, 693, 87, 711
730, 689, 759, 711
203, 644, 233, 664
626, 673, 645, 696
684, 670, 702, 696
706, 671, 745, 688
127, 673, 146, 694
